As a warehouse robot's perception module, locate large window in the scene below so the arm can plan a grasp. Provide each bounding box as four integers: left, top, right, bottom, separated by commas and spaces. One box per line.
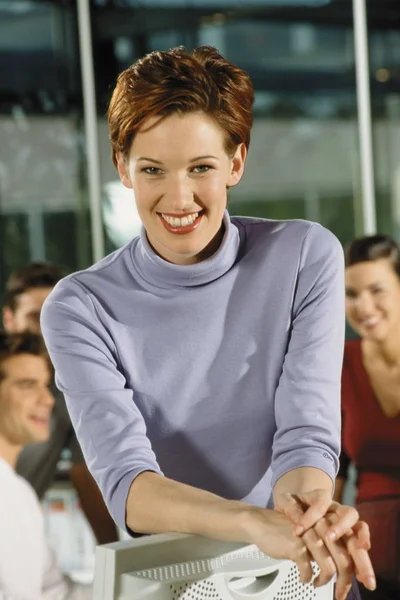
91, 0, 359, 251
0, 1, 92, 296
2, 1, 400, 292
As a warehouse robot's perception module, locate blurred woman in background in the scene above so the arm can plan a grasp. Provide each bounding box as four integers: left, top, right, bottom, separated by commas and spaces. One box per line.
335, 234, 400, 599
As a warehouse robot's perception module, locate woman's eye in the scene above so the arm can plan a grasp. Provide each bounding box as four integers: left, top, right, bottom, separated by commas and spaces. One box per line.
345, 291, 357, 299
143, 167, 162, 175
192, 165, 211, 173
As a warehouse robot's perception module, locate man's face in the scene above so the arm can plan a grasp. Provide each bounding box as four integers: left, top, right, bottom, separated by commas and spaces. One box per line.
0, 354, 54, 448
3, 287, 53, 335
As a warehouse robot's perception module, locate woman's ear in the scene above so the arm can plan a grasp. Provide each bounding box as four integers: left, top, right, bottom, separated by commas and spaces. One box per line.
116, 152, 133, 189
227, 143, 247, 188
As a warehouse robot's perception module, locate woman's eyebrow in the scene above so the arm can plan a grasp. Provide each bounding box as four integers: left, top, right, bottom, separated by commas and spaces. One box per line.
137, 157, 163, 164
368, 281, 384, 288
188, 155, 219, 162
137, 155, 219, 163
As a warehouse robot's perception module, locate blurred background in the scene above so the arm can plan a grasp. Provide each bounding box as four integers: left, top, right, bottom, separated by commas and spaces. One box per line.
1, 0, 400, 293
0, 0, 399, 584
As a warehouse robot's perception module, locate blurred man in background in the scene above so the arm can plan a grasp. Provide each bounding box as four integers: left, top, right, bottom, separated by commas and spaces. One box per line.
0, 331, 92, 598
2, 262, 118, 544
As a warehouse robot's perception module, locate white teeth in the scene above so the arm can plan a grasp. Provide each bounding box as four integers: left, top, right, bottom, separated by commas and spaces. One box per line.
161, 212, 199, 227
361, 317, 379, 326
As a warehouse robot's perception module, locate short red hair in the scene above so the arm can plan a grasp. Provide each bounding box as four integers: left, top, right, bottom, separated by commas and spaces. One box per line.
107, 45, 254, 168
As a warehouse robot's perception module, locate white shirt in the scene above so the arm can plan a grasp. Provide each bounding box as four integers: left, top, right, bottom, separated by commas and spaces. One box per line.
0, 458, 92, 600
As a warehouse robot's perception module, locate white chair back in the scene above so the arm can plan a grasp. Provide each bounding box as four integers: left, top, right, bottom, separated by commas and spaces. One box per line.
93, 533, 334, 600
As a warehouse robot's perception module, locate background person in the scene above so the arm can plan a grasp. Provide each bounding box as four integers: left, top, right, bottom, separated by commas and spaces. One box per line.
0, 331, 92, 599
2, 261, 118, 545
335, 234, 400, 599
41, 46, 373, 600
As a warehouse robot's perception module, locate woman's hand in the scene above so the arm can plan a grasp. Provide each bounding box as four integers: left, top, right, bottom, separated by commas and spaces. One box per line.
275, 489, 367, 545
242, 507, 355, 600
316, 512, 373, 600
242, 507, 315, 585
274, 489, 376, 596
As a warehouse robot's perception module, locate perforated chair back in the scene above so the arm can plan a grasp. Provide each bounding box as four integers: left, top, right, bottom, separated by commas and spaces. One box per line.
93, 533, 334, 600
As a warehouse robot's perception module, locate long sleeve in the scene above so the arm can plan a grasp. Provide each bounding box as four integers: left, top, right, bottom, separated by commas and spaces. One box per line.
40, 279, 163, 531
270, 224, 345, 489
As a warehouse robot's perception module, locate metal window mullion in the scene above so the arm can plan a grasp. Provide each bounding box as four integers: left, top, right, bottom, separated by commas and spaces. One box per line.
77, 0, 104, 262
353, 0, 377, 235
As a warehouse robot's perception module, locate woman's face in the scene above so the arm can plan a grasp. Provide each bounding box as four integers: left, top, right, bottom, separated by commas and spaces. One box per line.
345, 258, 400, 341
117, 111, 246, 265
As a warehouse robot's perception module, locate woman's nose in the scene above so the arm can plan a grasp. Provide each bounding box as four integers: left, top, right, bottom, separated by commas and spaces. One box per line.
355, 292, 375, 314
164, 176, 193, 210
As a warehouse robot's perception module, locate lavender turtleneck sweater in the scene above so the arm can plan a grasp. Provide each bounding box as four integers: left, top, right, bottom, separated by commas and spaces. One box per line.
41, 212, 345, 531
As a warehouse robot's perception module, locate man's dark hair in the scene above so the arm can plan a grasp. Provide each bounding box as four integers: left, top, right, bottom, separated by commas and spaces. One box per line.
4, 262, 64, 312
0, 331, 50, 382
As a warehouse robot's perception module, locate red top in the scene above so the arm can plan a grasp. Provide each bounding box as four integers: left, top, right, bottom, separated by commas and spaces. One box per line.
340, 339, 400, 502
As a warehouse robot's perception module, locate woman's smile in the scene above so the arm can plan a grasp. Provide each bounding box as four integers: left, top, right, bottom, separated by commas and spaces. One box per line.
159, 210, 204, 235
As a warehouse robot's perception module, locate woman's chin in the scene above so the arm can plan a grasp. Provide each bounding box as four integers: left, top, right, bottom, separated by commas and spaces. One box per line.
361, 326, 385, 342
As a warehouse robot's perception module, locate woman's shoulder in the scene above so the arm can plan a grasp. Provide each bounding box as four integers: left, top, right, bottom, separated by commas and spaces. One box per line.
232, 215, 341, 254
232, 214, 313, 237
232, 215, 342, 274
43, 238, 138, 308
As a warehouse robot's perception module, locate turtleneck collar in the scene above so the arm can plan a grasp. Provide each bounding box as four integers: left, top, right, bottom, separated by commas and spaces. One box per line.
132, 210, 241, 289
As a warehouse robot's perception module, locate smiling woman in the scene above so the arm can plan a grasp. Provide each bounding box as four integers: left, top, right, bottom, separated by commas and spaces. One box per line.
116, 111, 246, 264
109, 46, 251, 265
41, 46, 373, 600
336, 234, 400, 599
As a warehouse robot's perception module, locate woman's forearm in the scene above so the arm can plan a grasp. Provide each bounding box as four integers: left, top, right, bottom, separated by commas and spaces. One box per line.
127, 468, 334, 540
273, 467, 334, 503
126, 471, 255, 542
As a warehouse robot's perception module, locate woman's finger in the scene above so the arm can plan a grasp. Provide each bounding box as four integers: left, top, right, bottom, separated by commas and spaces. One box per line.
352, 520, 371, 551
314, 517, 353, 600
278, 492, 307, 524
293, 492, 332, 535
342, 529, 376, 592
325, 513, 376, 593
324, 504, 360, 542
291, 541, 314, 585
301, 526, 337, 588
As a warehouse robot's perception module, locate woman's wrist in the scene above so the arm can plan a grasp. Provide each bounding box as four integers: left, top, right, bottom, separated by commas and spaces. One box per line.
273, 467, 333, 503
232, 504, 275, 545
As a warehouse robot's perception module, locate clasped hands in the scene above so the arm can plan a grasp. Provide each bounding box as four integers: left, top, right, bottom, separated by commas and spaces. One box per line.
275, 489, 375, 600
